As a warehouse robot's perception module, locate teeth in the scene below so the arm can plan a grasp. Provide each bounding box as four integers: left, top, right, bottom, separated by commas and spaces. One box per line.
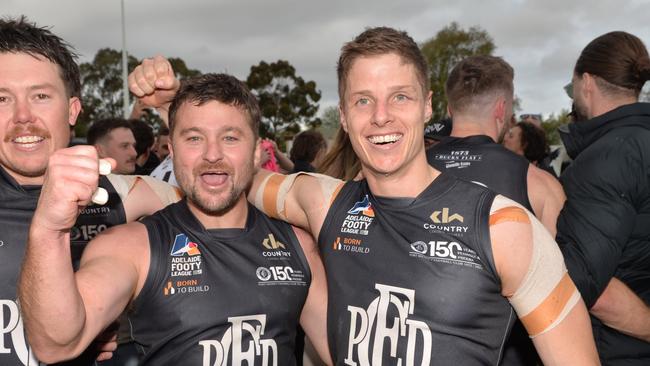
368, 134, 401, 144
14, 136, 44, 144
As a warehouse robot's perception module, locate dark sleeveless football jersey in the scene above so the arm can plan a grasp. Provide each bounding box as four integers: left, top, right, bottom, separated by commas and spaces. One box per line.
131, 201, 310, 365
0, 167, 126, 366
319, 173, 515, 365
427, 135, 532, 211
71, 175, 126, 269
428, 135, 538, 365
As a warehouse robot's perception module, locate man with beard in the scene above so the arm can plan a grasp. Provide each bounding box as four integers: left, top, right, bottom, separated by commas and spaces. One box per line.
86, 118, 138, 175
18, 73, 330, 365
130, 28, 601, 365
0, 17, 180, 365
557, 31, 650, 364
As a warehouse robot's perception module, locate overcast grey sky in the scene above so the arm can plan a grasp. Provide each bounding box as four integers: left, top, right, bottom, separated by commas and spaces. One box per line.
5, 0, 650, 119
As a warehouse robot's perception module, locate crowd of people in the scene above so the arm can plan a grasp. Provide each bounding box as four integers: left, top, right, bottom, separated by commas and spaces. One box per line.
0, 14, 649, 366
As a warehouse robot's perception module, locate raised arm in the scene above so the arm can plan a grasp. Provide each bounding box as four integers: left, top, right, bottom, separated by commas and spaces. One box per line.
489, 196, 600, 366
17, 146, 148, 363
128, 55, 180, 127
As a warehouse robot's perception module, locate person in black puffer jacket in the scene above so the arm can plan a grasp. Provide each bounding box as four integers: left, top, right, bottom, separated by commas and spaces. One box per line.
557, 31, 650, 365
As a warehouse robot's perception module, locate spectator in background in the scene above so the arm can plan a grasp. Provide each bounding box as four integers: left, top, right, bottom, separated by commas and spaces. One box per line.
423, 117, 452, 149
152, 126, 170, 160
289, 130, 327, 173
318, 127, 360, 180
87, 118, 137, 174
503, 121, 549, 165
130, 119, 160, 175
520, 113, 542, 128
557, 31, 650, 364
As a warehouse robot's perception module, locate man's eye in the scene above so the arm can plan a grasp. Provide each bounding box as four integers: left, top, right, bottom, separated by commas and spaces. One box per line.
395, 94, 408, 101
35, 93, 50, 100
356, 98, 369, 106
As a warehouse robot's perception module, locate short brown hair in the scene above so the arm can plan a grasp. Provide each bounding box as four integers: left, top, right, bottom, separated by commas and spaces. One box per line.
168, 73, 261, 138
575, 31, 650, 98
446, 55, 513, 114
337, 27, 429, 103
0, 16, 81, 98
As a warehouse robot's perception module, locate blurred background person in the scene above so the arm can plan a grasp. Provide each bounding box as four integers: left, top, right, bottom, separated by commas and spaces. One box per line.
503, 121, 550, 166
130, 119, 159, 175
318, 127, 360, 180
152, 126, 170, 161
86, 118, 137, 174
289, 130, 327, 173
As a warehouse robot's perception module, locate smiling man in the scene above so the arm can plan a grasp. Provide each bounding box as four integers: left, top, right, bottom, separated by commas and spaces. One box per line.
19, 73, 330, 365
0, 17, 179, 365
131, 27, 601, 365
250, 27, 600, 365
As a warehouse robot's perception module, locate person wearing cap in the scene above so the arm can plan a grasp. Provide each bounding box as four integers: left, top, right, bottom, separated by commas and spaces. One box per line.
556, 31, 650, 364
423, 117, 452, 149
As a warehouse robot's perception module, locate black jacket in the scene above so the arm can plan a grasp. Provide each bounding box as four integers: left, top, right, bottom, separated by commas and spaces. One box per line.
557, 102, 650, 364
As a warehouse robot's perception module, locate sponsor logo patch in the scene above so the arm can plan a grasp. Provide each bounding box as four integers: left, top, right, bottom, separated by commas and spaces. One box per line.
331, 236, 370, 254
261, 233, 292, 260
423, 207, 469, 235
169, 233, 203, 278
340, 195, 375, 236
409, 240, 483, 270
256, 265, 306, 286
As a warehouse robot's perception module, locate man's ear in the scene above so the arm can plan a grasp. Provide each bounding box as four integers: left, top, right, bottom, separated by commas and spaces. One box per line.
253, 138, 262, 168
68, 97, 81, 127
494, 96, 506, 122
424, 90, 433, 122
338, 103, 349, 133
94, 143, 106, 159
581, 72, 595, 99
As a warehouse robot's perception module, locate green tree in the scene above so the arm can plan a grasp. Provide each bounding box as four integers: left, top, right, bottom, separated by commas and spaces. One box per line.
318, 105, 340, 140
246, 60, 321, 141
420, 22, 496, 123
542, 109, 571, 145
77, 48, 201, 136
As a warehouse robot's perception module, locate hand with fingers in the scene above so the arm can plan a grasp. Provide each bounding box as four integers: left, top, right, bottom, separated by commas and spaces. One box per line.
128, 55, 180, 110
32, 145, 115, 234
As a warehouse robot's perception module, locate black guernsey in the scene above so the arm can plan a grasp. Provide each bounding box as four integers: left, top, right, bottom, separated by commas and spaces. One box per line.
428, 136, 537, 365
131, 201, 310, 365
427, 135, 532, 211
319, 174, 515, 365
0, 168, 126, 366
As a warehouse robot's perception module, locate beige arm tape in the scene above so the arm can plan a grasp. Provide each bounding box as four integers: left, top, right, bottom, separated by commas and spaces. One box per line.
253, 172, 344, 221
106, 174, 182, 206
490, 195, 580, 338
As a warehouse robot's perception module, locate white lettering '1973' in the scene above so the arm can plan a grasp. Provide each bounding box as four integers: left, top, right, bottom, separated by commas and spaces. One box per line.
199, 314, 278, 366
345, 284, 432, 366
0, 300, 40, 365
